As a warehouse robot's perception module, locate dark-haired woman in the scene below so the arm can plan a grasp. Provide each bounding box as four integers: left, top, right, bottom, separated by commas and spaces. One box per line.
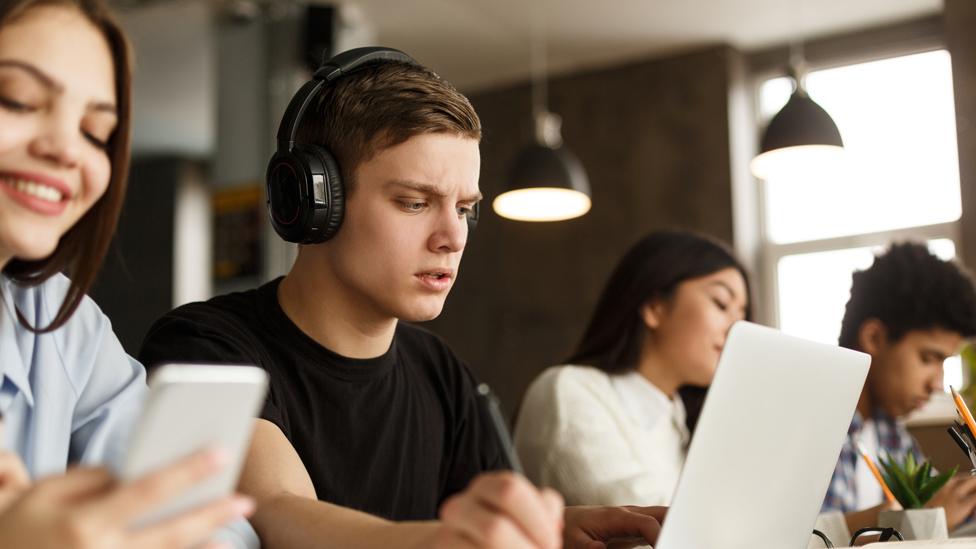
514, 230, 750, 506
0, 1, 253, 546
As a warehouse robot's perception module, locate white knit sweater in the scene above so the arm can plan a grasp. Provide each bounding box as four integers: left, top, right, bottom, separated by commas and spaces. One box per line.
514, 365, 690, 506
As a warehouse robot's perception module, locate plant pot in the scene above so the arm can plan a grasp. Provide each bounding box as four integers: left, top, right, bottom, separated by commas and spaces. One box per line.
878, 508, 948, 541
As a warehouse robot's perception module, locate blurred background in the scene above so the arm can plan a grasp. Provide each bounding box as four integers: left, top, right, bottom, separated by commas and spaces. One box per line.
92, 0, 976, 433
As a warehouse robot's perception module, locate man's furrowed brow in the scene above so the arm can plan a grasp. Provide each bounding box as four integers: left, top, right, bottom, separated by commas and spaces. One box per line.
385, 179, 446, 197
386, 179, 482, 202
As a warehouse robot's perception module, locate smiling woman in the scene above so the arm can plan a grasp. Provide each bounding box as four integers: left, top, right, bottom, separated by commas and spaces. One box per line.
0, 0, 130, 333
0, 1, 255, 548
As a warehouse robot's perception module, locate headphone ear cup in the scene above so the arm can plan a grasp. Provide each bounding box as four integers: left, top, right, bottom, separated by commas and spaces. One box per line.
317, 148, 344, 242
299, 144, 344, 243
266, 146, 345, 244
266, 151, 310, 243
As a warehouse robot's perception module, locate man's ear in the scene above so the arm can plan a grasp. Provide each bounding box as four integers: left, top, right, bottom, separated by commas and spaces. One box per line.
640, 300, 666, 330
858, 318, 889, 356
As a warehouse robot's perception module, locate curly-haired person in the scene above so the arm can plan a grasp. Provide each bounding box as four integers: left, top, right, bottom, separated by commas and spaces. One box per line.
820, 241, 976, 537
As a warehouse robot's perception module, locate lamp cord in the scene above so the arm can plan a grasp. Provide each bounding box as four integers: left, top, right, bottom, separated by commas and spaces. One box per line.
530, 0, 547, 122
788, 0, 809, 94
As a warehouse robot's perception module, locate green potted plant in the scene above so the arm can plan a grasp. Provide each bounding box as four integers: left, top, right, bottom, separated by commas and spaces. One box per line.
876, 452, 956, 540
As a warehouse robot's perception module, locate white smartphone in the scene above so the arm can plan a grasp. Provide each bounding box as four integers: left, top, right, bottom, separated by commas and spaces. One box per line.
119, 364, 268, 527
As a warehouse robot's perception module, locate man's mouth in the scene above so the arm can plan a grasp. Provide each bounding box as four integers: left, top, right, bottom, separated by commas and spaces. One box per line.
415, 270, 455, 291
416, 268, 454, 280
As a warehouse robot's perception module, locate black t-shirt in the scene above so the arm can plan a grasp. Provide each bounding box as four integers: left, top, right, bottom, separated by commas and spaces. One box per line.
138, 277, 508, 521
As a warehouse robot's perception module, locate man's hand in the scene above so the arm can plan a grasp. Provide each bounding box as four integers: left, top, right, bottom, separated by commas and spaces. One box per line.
0, 449, 254, 549
436, 471, 564, 548
0, 451, 31, 512
563, 505, 667, 549
927, 475, 976, 529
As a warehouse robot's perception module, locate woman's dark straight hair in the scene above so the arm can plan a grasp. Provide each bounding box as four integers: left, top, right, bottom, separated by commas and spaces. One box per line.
0, 0, 132, 333
567, 229, 752, 432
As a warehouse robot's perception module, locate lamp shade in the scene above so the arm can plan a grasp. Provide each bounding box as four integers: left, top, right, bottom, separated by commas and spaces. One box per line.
493, 143, 591, 222
750, 90, 845, 181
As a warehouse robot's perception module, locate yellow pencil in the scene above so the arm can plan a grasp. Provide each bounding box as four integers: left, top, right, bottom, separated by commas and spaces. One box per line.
950, 386, 976, 442
856, 442, 897, 505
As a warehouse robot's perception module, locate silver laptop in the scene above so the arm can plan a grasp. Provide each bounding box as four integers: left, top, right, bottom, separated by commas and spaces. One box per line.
654, 321, 870, 549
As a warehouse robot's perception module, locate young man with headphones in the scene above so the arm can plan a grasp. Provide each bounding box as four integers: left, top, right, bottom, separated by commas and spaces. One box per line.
139, 48, 665, 549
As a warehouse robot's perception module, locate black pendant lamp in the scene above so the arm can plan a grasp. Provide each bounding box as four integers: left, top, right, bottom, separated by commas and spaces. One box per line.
494, 112, 591, 222
492, 6, 591, 222
751, 51, 845, 181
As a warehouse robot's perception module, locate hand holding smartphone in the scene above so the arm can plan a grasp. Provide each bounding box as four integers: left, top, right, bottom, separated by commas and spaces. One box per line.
119, 364, 268, 527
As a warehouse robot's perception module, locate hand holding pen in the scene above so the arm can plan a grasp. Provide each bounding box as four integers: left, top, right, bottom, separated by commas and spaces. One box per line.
472, 383, 666, 549
431, 384, 563, 549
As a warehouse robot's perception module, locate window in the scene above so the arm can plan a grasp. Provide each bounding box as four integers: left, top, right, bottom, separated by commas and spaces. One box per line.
757, 49, 963, 391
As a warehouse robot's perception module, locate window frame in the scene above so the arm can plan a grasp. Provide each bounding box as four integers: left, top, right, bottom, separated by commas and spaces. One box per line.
759, 222, 961, 330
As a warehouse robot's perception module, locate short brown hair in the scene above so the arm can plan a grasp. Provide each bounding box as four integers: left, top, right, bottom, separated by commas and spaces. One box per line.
295, 60, 480, 189
1, 0, 132, 332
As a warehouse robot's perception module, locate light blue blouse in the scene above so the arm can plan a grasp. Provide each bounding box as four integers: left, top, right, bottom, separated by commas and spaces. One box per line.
0, 274, 258, 548
0, 273, 143, 473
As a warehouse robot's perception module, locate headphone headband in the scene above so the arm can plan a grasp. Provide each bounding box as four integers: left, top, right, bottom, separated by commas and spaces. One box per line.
276, 47, 417, 151
314, 47, 416, 81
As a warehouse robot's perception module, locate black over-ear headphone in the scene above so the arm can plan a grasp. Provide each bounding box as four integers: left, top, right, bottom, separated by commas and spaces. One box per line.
266, 47, 418, 244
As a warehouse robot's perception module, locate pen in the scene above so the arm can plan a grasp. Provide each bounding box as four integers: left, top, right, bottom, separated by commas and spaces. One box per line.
949, 424, 971, 454
950, 386, 976, 445
477, 383, 524, 475
856, 442, 897, 505
947, 421, 976, 464
949, 423, 976, 470
955, 420, 976, 449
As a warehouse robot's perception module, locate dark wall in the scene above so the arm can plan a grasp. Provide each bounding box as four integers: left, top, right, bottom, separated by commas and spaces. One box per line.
425, 46, 739, 417
91, 156, 180, 355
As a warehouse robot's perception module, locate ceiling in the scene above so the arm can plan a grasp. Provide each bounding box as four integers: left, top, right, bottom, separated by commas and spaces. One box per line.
341, 0, 942, 91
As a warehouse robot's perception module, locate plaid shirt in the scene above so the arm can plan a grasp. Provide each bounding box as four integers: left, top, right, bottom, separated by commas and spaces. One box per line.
821, 409, 921, 513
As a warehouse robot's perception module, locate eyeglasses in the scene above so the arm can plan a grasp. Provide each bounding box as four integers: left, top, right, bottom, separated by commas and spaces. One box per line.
811, 526, 905, 547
